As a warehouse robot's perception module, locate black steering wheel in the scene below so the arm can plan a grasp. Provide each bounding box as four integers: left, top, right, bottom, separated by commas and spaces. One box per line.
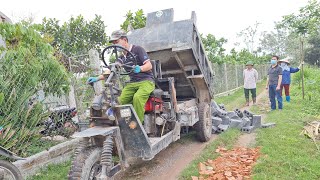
101, 45, 137, 75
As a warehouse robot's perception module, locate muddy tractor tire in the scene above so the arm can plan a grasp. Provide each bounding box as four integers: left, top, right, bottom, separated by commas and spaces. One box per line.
194, 102, 212, 142
68, 146, 113, 180
0, 160, 23, 180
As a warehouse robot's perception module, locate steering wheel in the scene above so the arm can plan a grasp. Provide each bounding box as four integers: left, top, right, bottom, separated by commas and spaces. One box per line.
101, 45, 137, 75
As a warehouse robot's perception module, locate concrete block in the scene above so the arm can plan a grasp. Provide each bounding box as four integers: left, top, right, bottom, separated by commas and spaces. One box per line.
229, 119, 242, 129
262, 122, 276, 128
212, 108, 227, 117
212, 126, 218, 134
212, 117, 222, 126
243, 109, 254, 118
252, 115, 262, 128
241, 126, 254, 133
234, 109, 244, 118
227, 111, 241, 120
217, 124, 229, 133
211, 101, 220, 109
221, 116, 231, 125
218, 104, 226, 110
241, 117, 251, 127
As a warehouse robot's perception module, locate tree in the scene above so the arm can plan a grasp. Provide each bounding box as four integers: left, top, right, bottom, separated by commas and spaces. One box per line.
0, 23, 70, 154
259, 24, 287, 56
38, 14, 108, 57
120, 9, 146, 32
280, 0, 320, 99
237, 21, 261, 53
305, 33, 320, 66
201, 34, 227, 64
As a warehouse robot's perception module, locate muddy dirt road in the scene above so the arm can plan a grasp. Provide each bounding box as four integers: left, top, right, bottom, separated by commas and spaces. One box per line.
116, 134, 218, 180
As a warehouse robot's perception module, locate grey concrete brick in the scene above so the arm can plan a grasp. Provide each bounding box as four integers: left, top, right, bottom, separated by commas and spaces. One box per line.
252, 115, 262, 128
212, 117, 222, 126
217, 124, 229, 132
262, 122, 276, 128
221, 116, 231, 125
229, 119, 242, 129
212, 126, 218, 134
241, 126, 254, 133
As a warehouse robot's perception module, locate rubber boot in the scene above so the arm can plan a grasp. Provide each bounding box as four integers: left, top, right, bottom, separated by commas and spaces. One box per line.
246, 98, 249, 106
253, 98, 256, 105
286, 96, 290, 102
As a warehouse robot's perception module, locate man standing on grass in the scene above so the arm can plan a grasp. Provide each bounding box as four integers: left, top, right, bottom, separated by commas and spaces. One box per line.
243, 61, 258, 106
266, 55, 283, 110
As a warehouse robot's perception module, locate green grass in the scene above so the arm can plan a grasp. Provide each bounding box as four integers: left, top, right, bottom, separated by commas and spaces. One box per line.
25, 139, 60, 157
179, 129, 241, 179
215, 80, 266, 110
28, 160, 71, 180
252, 85, 320, 179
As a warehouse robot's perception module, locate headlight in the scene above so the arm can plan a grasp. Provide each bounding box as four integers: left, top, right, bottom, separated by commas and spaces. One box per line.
120, 108, 131, 118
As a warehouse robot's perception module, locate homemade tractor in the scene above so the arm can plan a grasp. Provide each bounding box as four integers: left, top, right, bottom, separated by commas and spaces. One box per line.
68, 9, 215, 180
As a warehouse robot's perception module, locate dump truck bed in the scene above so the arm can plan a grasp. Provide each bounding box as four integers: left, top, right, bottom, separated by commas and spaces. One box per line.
128, 9, 214, 101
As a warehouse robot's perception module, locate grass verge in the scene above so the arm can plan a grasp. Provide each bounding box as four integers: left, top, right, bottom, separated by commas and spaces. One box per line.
28, 160, 71, 180
252, 84, 320, 179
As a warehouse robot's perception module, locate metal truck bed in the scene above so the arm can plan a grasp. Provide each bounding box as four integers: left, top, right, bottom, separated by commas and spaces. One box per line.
127, 9, 214, 102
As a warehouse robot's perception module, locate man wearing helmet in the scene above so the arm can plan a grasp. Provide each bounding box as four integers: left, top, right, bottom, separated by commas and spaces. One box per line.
87, 30, 155, 123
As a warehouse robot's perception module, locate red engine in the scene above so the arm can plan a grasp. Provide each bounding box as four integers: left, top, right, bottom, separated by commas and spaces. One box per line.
144, 97, 163, 113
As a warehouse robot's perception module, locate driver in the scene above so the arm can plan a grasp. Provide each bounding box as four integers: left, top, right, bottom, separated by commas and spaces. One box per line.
87, 30, 155, 123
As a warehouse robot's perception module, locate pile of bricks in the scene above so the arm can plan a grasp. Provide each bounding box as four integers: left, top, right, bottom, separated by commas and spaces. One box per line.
192, 146, 261, 180
211, 101, 275, 134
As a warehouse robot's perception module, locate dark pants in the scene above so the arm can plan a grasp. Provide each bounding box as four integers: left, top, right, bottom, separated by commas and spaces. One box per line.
268, 85, 283, 110
244, 88, 256, 99
280, 84, 290, 96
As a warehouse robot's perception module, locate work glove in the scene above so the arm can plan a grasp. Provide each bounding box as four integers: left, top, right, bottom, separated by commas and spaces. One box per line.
87, 77, 99, 83
134, 65, 141, 73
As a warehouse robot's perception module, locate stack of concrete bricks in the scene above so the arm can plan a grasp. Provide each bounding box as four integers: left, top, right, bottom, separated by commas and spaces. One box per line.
211, 101, 274, 134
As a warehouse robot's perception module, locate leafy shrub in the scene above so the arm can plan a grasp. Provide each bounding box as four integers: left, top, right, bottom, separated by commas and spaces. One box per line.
0, 23, 70, 155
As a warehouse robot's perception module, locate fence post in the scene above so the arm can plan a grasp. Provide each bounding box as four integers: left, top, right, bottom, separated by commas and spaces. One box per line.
68, 57, 79, 123
224, 63, 228, 91
235, 64, 239, 88
89, 49, 103, 95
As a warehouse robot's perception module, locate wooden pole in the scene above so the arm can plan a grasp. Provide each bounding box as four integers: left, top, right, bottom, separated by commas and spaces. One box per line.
300, 36, 305, 99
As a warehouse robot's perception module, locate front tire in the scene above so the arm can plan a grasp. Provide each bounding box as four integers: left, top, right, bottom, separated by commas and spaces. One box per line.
0, 160, 23, 180
68, 147, 107, 180
194, 102, 212, 142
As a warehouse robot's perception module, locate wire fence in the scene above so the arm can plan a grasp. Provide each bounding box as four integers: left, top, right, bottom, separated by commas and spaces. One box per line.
212, 63, 269, 96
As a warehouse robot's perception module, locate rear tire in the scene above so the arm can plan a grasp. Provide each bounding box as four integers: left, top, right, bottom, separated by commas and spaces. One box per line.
0, 160, 23, 180
194, 102, 212, 142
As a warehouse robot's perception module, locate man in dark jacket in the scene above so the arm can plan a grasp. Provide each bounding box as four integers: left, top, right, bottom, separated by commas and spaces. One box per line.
87, 30, 155, 123
266, 55, 283, 110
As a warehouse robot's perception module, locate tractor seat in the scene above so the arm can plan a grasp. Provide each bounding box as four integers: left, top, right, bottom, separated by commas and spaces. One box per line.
150, 89, 163, 98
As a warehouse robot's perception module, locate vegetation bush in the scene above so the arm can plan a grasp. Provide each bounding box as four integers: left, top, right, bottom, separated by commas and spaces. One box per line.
0, 23, 70, 155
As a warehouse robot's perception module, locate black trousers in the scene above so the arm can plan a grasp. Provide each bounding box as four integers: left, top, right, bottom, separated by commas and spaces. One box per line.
244, 88, 256, 99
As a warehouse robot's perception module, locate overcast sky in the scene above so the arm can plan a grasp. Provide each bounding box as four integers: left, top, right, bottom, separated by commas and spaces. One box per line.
1, 0, 311, 51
